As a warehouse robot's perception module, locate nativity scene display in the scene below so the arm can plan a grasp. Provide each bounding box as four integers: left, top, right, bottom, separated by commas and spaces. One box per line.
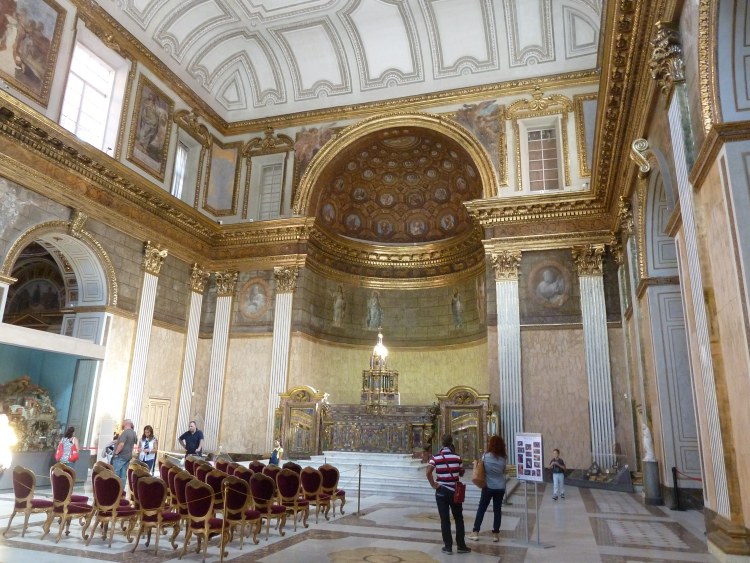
0, 375, 61, 452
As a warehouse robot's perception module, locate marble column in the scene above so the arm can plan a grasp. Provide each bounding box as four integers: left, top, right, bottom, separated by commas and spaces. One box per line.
491, 250, 523, 453
265, 266, 299, 451
175, 264, 210, 449
203, 270, 237, 453
650, 22, 729, 517
124, 241, 168, 428
574, 244, 616, 468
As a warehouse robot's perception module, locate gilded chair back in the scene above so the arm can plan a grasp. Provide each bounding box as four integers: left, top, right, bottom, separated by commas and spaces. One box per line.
262, 463, 281, 484
214, 458, 231, 472
319, 463, 346, 516
183, 456, 196, 475
276, 468, 309, 531
204, 469, 228, 512
282, 461, 302, 474
43, 464, 94, 543
56, 462, 88, 503
88, 469, 138, 547
194, 462, 212, 482
132, 476, 181, 555
222, 476, 260, 549
249, 471, 287, 539
173, 470, 193, 522
4, 465, 53, 538
300, 466, 331, 523
248, 460, 266, 474
226, 461, 241, 476
233, 465, 253, 487
181, 479, 229, 562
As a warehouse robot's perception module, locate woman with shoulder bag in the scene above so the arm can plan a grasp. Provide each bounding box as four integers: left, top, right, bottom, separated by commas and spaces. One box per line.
56, 426, 80, 468
469, 435, 507, 542
139, 425, 158, 473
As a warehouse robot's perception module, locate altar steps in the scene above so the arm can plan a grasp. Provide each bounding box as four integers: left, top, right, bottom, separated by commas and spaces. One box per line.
306, 451, 485, 503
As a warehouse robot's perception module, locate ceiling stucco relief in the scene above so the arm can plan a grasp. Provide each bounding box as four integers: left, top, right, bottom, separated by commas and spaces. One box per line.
423, 0, 498, 77
102, 0, 601, 122
341, 0, 422, 89
155, 0, 238, 62
314, 127, 481, 245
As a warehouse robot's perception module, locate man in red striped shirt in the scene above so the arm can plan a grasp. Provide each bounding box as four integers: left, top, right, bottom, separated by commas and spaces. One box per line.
427, 434, 471, 554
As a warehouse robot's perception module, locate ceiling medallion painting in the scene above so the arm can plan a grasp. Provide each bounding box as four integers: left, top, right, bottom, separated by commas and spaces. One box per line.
315, 127, 481, 245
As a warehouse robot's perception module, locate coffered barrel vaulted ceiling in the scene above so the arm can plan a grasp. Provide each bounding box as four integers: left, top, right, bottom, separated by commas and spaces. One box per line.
100, 0, 601, 123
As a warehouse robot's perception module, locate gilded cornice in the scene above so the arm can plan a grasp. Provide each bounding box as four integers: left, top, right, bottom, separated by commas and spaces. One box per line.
483, 231, 611, 253
189, 264, 210, 294
689, 121, 750, 189
243, 127, 294, 156
306, 225, 486, 286
573, 243, 605, 276
489, 250, 522, 281
649, 21, 685, 102
274, 266, 299, 292
142, 241, 168, 275
464, 196, 607, 226
0, 274, 18, 285
69, 210, 88, 238
214, 270, 238, 297
211, 217, 314, 249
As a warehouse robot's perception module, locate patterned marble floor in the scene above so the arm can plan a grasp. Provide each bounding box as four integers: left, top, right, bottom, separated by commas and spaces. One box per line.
0, 476, 717, 562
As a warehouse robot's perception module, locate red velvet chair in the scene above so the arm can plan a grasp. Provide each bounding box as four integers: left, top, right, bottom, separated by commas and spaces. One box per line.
282, 460, 302, 474
204, 469, 228, 513
179, 479, 229, 562
194, 462, 212, 482
226, 461, 241, 476
300, 467, 331, 523
87, 468, 138, 547
183, 456, 196, 476
172, 470, 193, 530
262, 464, 281, 488
131, 476, 181, 555
249, 472, 287, 540
248, 460, 266, 474
4, 465, 54, 538
233, 465, 253, 487
276, 468, 309, 531
215, 458, 231, 473
222, 475, 261, 549
55, 463, 89, 504
319, 463, 346, 516
42, 464, 94, 543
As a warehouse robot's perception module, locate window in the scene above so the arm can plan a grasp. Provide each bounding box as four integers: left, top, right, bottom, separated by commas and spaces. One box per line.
527, 128, 560, 191
171, 142, 189, 199
258, 163, 283, 220
60, 45, 115, 150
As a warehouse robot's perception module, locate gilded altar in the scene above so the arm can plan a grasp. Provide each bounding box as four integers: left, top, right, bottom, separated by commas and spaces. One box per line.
321, 404, 430, 454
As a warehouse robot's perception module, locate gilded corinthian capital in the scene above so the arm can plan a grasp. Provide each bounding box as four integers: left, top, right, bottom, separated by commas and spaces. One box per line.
214, 270, 238, 297
618, 197, 635, 236
573, 244, 605, 276
143, 241, 168, 275
490, 250, 522, 281
189, 264, 210, 294
649, 21, 685, 100
274, 266, 299, 292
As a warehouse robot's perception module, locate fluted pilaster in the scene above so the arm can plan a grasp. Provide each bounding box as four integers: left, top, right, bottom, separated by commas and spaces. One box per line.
203, 270, 237, 452
574, 244, 616, 467
491, 250, 522, 451
175, 264, 210, 449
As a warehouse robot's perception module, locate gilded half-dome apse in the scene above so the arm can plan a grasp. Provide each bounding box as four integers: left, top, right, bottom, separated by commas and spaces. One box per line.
314, 128, 481, 245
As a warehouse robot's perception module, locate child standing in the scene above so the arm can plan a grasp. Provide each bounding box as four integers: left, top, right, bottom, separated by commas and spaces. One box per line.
550, 448, 566, 500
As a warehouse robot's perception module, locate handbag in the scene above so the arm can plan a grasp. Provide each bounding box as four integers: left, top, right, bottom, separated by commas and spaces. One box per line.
69, 443, 79, 462
453, 481, 466, 503
55, 441, 64, 462
472, 458, 486, 489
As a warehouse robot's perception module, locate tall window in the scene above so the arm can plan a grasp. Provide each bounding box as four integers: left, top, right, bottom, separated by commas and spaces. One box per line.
258, 163, 283, 220
527, 127, 560, 191
60, 45, 115, 151
171, 142, 189, 199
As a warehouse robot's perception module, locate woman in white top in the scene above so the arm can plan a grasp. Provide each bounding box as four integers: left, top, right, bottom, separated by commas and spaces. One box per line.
139, 425, 158, 473
57, 426, 79, 468
469, 435, 507, 542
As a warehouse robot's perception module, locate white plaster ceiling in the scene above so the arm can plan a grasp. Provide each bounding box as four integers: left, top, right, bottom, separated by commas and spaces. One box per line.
102, 0, 602, 122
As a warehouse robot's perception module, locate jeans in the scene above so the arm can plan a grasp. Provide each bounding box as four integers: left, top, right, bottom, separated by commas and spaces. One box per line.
143, 458, 156, 474
435, 485, 466, 550
553, 472, 565, 496
472, 487, 505, 533
112, 456, 129, 488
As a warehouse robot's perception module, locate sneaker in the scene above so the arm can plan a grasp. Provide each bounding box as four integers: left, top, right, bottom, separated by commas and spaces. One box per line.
561, 493, 565, 499
441, 547, 453, 555
457, 546, 471, 554
469, 531, 479, 541
553, 496, 558, 500
492, 532, 499, 542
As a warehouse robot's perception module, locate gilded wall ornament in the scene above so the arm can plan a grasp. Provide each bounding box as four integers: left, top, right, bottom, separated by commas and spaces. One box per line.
189, 263, 210, 294
617, 197, 635, 236
649, 22, 685, 101
490, 250, 522, 281
214, 270, 238, 297
69, 210, 88, 239
142, 241, 168, 275
573, 243, 605, 276
173, 109, 211, 148
609, 234, 624, 266
274, 266, 299, 292
243, 126, 294, 156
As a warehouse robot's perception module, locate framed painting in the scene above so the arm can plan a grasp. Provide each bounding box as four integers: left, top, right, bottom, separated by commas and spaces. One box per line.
0, 0, 66, 106
203, 139, 241, 216
127, 75, 174, 181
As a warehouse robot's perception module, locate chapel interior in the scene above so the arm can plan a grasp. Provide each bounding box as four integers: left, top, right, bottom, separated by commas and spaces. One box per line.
0, 0, 749, 561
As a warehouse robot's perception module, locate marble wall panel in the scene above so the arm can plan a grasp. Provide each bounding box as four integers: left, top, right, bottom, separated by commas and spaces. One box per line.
219, 335, 273, 453
521, 326, 591, 468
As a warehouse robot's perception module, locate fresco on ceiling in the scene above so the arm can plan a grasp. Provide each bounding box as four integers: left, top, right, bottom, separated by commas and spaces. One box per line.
454, 101, 505, 185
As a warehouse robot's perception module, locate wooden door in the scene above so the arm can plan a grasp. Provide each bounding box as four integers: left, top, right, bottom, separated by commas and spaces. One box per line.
144, 398, 170, 458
